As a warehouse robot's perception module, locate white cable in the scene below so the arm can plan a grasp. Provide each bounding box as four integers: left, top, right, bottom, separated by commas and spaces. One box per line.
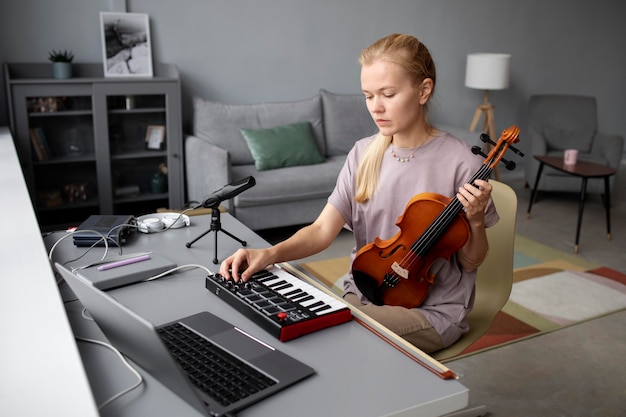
74, 336, 144, 410
47, 229, 114, 264
143, 264, 213, 282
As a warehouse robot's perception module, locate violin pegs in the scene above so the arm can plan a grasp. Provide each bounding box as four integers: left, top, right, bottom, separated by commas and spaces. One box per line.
471, 146, 487, 157
502, 158, 516, 170
508, 144, 525, 157
479, 133, 497, 146
480, 133, 525, 158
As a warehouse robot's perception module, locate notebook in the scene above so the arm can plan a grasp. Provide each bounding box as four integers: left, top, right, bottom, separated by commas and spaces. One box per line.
56, 263, 314, 417
75, 253, 177, 290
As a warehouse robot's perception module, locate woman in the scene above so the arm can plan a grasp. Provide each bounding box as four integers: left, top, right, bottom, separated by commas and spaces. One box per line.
219, 33, 499, 353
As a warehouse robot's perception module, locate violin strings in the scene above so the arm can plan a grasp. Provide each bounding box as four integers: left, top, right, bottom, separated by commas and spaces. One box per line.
395, 164, 493, 274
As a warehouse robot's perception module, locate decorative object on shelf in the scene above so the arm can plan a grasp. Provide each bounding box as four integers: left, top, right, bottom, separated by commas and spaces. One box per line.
99, 12, 153, 77
63, 181, 95, 203
37, 190, 63, 208
115, 185, 141, 197
151, 163, 168, 193
63, 128, 84, 156
30, 97, 65, 113
48, 49, 74, 79
145, 125, 165, 150
125, 95, 135, 109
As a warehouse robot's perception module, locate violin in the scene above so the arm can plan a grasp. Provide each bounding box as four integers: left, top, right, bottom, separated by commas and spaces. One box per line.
352, 126, 522, 309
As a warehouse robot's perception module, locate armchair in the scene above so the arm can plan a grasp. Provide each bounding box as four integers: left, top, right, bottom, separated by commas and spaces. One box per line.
524, 95, 624, 195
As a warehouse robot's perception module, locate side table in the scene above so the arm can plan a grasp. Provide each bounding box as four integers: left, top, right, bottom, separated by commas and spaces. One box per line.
526, 155, 617, 253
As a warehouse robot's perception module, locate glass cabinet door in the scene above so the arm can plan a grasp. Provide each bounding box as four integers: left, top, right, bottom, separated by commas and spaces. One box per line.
12, 83, 99, 228
93, 81, 183, 217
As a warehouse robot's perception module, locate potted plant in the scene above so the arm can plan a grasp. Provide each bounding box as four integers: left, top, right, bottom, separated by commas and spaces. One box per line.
48, 49, 74, 79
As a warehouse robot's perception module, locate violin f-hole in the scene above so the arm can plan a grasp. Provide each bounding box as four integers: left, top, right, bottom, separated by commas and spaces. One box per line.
378, 244, 406, 259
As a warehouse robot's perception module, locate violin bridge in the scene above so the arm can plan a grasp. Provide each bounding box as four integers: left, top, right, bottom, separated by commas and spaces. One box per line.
391, 262, 409, 279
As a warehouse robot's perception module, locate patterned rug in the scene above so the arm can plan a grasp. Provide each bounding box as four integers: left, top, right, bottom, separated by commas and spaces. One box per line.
299, 235, 626, 359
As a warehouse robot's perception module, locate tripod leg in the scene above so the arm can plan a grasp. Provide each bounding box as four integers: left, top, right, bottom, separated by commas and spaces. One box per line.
186, 228, 212, 248
220, 228, 247, 247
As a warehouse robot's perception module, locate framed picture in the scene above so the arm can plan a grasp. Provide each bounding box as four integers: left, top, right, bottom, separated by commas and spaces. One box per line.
100, 12, 153, 77
145, 125, 165, 150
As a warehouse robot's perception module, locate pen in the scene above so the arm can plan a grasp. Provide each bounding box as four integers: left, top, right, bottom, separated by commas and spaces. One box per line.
97, 254, 151, 271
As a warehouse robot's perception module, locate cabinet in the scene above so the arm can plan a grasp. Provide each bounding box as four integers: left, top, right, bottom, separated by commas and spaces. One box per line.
5, 63, 184, 231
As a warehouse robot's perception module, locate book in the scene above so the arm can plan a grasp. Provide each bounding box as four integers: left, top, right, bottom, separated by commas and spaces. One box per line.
29, 128, 48, 161
35, 127, 53, 158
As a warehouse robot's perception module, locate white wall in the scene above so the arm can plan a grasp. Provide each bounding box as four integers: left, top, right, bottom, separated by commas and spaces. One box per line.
1, 0, 625, 161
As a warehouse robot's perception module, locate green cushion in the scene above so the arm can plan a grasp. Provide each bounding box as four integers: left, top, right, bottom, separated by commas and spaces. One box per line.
241, 122, 325, 171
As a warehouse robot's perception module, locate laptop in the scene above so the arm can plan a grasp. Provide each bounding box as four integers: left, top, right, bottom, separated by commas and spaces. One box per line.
56, 263, 314, 417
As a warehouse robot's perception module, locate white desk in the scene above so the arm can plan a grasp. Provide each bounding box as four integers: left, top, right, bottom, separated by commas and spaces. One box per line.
49, 213, 468, 416
0, 127, 99, 417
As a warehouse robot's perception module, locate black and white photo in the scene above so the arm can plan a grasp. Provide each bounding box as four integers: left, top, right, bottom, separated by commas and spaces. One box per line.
145, 125, 165, 150
100, 12, 153, 77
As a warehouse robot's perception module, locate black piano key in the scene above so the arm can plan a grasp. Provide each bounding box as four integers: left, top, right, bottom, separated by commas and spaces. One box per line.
310, 304, 332, 313
266, 279, 287, 288
284, 288, 303, 297
306, 300, 325, 310
273, 283, 293, 292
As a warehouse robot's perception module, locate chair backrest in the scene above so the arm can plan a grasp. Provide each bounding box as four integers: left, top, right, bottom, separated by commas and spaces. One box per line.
432, 180, 517, 361
529, 95, 597, 152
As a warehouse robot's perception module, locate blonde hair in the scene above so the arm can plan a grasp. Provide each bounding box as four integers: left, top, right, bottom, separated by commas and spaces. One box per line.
355, 34, 436, 203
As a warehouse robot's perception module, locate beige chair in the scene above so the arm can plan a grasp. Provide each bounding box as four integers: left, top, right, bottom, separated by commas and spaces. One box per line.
432, 180, 517, 362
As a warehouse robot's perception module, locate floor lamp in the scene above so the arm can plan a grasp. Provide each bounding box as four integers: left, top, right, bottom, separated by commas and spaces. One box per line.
465, 53, 511, 180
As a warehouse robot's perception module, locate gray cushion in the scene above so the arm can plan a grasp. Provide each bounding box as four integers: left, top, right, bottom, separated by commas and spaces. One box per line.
193, 95, 324, 165
241, 122, 325, 171
320, 89, 378, 156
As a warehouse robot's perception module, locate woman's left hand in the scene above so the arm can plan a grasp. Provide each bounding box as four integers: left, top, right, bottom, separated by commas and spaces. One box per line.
457, 179, 492, 226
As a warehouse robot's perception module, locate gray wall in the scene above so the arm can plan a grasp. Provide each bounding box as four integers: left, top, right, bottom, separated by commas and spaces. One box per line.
1, 0, 624, 162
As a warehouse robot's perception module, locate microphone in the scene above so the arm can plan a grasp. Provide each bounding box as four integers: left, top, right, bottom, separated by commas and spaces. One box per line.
201, 176, 256, 208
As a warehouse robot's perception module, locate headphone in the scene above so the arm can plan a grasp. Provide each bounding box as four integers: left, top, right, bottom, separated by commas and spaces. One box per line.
136, 213, 190, 234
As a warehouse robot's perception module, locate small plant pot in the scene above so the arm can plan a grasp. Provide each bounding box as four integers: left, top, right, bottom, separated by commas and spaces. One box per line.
52, 62, 72, 79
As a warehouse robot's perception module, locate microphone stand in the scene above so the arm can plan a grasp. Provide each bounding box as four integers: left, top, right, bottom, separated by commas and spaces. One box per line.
185, 207, 247, 264
185, 176, 255, 263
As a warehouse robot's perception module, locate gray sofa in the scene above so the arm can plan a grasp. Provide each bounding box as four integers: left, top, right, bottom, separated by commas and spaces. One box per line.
185, 89, 377, 230
185, 89, 478, 231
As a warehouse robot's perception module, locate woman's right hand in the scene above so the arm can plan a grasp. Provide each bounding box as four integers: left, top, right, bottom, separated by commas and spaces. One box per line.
218, 247, 272, 282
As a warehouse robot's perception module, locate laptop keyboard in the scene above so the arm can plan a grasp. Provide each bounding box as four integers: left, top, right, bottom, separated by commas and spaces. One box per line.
158, 322, 277, 406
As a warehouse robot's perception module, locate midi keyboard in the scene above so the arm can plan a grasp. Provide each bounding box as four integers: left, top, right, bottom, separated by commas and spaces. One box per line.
205, 265, 352, 341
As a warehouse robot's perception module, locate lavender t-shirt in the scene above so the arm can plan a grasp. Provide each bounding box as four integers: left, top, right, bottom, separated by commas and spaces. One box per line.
328, 132, 499, 347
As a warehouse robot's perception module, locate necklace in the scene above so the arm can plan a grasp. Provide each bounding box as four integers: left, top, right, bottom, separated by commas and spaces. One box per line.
390, 134, 434, 163
390, 144, 419, 163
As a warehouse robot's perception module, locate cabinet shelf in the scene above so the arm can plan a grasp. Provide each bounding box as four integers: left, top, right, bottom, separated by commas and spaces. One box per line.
29, 110, 94, 118
38, 197, 100, 212
115, 192, 168, 204
108, 107, 166, 114
33, 153, 97, 165
111, 150, 167, 160
6, 62, 184, 230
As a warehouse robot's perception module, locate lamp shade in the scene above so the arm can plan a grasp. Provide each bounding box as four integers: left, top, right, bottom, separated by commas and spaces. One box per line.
465, 53, 511, 90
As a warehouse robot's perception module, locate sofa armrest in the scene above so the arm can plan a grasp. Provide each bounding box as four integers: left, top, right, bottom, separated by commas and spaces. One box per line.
590, 132, 625, 169
185, 134, 231, 207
